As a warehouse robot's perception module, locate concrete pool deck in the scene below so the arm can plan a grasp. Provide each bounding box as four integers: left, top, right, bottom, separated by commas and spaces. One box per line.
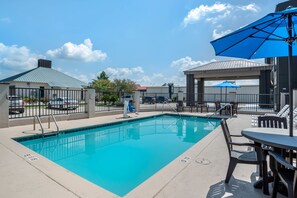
0, 112, 283, 198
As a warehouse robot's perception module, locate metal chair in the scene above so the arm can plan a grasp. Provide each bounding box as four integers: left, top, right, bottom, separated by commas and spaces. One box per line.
220, 119, 262, 183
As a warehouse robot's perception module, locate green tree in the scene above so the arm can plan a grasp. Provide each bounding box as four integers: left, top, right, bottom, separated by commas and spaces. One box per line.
112, 79, 137, 98
98, 71, 109, 80
101, 94, 110, 105
91, 71, 112, 93
109, 94, 118, 105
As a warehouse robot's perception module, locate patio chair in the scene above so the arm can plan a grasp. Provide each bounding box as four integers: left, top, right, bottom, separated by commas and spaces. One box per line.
196, 102, 209, 113
258, 116, 288, 129
257, 115, 288, 194
220, 119, 262, 183
251, 104, 290, 127
226, 102, 238, 115
269, 151, 297, 198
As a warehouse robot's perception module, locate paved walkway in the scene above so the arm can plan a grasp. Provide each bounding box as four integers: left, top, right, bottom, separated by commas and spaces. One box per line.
0, 112, 283, 198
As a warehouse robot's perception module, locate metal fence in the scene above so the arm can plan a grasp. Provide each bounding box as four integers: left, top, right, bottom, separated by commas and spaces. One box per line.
194, 93, 276, 113
93, 92, 277, 114
9, 87, 87, 119
95, 92, 128, 112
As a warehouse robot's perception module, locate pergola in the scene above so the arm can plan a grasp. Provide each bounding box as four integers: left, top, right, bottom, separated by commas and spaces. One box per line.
183, 59, 273, 105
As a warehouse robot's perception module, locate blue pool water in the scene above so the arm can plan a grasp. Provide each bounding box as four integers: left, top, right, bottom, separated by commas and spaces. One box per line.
20, 115, 220, 196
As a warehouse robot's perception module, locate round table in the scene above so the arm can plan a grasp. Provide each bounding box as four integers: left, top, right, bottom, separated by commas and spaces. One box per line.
241, 127, 297, 195
242, 128, 297, 150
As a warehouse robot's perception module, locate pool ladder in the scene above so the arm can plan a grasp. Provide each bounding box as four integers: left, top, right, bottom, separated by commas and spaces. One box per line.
162, 102, 181, 119
207, 105, 233, 119
33, 114, 60, 137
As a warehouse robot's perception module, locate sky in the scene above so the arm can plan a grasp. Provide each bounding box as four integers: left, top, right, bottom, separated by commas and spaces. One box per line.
0, 0, 285, 86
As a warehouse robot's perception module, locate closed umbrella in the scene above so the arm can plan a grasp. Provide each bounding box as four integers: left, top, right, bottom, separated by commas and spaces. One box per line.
210, 7, 297, 136
213, 81, 240, 103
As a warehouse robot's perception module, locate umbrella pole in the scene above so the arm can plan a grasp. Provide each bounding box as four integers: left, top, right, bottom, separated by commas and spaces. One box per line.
288, 15, 293, 137
225, 87, 227, 103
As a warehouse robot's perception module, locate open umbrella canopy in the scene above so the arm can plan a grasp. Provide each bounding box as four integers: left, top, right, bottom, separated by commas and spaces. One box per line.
213, 81, 240, 103
211, 7, 297, 59
213, 81, 240, 88
210, 7, 297, 136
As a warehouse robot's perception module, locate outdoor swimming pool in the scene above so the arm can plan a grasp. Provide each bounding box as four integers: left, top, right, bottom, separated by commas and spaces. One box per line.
19, 115, 220, 196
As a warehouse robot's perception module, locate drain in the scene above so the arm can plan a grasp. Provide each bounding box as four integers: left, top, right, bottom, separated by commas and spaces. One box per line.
195, 158, 211, 165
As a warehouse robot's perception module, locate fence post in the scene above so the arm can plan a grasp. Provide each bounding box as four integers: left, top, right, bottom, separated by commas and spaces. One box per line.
133, 91, 140, 112
86, 88, 95, 118
0, 83, 9, 128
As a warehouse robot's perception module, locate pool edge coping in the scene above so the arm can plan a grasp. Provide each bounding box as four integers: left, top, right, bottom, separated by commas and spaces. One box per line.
0, 112, 223, 198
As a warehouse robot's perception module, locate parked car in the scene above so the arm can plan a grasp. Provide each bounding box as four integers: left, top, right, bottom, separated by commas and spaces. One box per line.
143, 96, 155, 104
48, 97, 79, 110
155, 96, 168, 103
9, 95, 25, 114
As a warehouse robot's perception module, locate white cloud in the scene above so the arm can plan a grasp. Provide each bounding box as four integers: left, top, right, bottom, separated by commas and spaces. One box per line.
0, 43, 44, 71
212, 29, 232, 39
184, 3, 230, 26
170, 56, 214, 72
238, 4, 259, 12
169, 57, 216, 85
47, 38, 107, 62
183, 3, 260, 26
104, 66, 144, 79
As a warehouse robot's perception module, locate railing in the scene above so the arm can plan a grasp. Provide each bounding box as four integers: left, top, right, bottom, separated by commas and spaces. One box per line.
9, 87, 87, 119
95, 91, 276, 114
50, 114, 60, 135
33, 114, 60, 136
34, 116, 44, 136
138, 93, 276, 114
162, 102, 181, 118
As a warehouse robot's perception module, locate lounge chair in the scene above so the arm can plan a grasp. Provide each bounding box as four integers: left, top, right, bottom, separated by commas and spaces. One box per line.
220, 119, 262, 183
251, 104, 289, 126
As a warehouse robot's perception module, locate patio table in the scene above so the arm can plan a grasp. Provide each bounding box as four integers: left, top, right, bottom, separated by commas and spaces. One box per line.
241, 128, 297, 195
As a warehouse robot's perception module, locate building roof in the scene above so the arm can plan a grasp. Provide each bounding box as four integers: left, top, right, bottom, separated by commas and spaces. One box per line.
184, 59, 271, 73
0, 67, 87, 88
183, 59, 272, 80
136, 86, 147, 91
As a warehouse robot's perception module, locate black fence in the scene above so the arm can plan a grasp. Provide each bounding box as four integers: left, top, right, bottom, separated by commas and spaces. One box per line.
9, 88, 87, 119
193, 93, 276, 113
93, 92, 277, 113
95, 92, 130, 112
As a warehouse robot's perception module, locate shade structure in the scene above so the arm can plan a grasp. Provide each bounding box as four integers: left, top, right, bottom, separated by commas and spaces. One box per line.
210, 7, 297, 136
213, 81, 240, 103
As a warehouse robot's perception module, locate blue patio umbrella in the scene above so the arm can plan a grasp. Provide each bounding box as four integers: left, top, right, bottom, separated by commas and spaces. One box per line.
210, 7, 297, 136
213, 81, 240, 103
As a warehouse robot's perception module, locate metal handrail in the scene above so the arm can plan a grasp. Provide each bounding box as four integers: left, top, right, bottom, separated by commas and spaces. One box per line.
162, 102, 181, 118
50, 114, 60, 134
207, 104, 233, 119
34, 116, 44, 136
33, 114, 60, 136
